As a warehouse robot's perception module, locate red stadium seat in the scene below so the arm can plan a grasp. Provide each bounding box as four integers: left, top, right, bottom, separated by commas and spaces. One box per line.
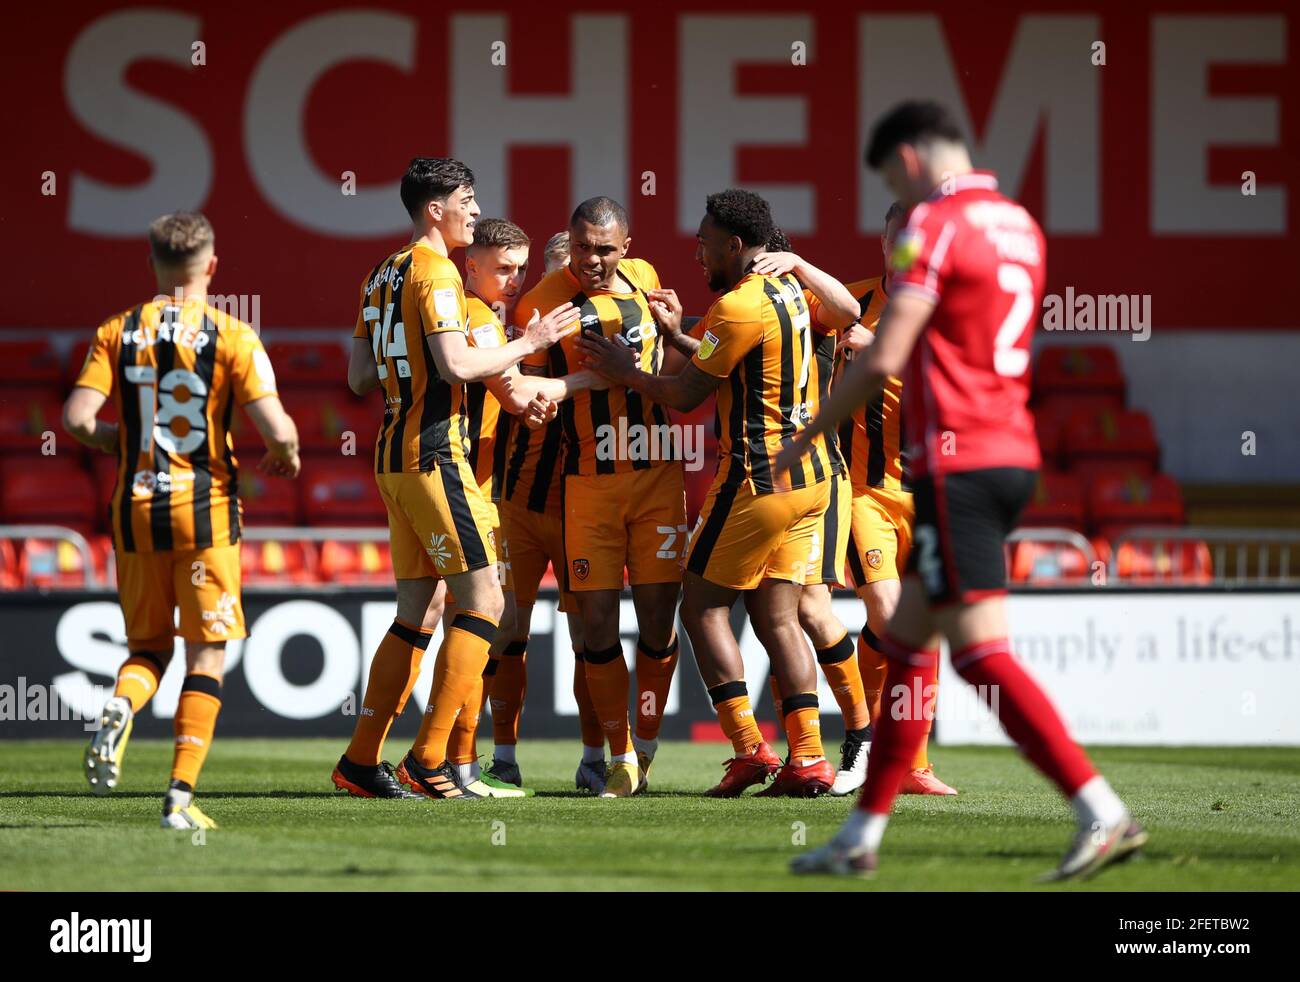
1032, 403, 1077, 469
1088, 473, 1185, 539
0, 389, 64, 452
301, 461, 385, 525
279, 389, 375, 453
1113, 537, 1213, 584
0, 459, 97, 531
1010, 539, 1094, 585
18, 536, 97, 588
0, 339, 63, 386
239, 471, 300, 525
240, 539, 320, 584
1063, 409, 1159, 484
1033, 345, 1125, 416
0, 538, 18, 589
266, 342, 349, 387
1017, 471, 1086, 530
319, 539, 392, 584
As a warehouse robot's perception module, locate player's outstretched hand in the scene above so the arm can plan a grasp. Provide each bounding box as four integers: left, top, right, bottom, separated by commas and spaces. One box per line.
751, 251, 799, 278
524, 394, 558, 429
646, 288, 684, 336
522, 302, 579, 353
258, 448, 301, 479
840, 323, 874, 359
575, 331, 637, 385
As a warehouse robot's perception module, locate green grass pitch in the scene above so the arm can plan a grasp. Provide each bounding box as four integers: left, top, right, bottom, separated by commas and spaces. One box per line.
1, 740, 1297, 891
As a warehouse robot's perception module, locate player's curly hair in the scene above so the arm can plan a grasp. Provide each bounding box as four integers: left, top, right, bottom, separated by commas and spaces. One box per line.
705, 188, 775, 248
469, 217, 530, 252
766, 226, 792, 253
400, 157, 475, 219
865, 101, 966, 169
148, 212, 213, 266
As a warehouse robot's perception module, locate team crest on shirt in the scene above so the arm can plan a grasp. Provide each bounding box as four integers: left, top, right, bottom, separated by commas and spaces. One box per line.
891, 227, 924, 273
866, 548, 884, 570
572, 558, 590, 581
697, 331, 720, 360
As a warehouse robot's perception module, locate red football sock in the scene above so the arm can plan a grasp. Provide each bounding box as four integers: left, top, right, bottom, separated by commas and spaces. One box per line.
855, 635, 938, 815
951, 638, 1096, 796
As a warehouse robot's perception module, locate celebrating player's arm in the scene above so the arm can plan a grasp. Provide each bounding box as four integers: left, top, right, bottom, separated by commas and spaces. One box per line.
774, 290, 933, 475
500, 357, 608, 429
347, 300, 579, 396
243, 394, 302, 478
62, 383, 118, 454
576, 327, 721, 413
750, 250, 862, 332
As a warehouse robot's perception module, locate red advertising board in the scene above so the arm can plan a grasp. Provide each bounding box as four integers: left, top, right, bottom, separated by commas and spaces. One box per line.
2, 0, 1296, 329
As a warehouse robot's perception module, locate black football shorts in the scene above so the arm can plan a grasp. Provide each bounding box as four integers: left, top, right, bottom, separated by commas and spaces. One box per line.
906, 467, 1037, 606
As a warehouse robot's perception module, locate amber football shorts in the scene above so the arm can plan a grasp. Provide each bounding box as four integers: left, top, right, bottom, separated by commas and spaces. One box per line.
500, 498, 573, 611
375, 462, 497, 581
846, 485, 916, 589
811, 471, 852, 586
563, 464, 687, 592
116, 544, 245, 650
685, 477, 830, 591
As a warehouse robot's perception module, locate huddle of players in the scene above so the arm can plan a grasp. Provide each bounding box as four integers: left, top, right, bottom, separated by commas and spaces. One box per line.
72, 161, 957, 820
325, 155, 959, 803
73, 99, 1143, 881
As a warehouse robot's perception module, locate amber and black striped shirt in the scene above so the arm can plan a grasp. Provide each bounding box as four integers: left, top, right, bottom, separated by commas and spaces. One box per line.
814, 276, 908, 492
76, 297, 277, 552
353, 242, 470, 473
689, 271, 838, 494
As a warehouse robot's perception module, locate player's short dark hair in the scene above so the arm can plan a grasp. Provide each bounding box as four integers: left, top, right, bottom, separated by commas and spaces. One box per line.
865, 101, 966, 170
469, 217, 530, 253
884, 201, 907, 226
570, 196, 629, 234
705, 189, 775, 249
766, 226, 791, 253
400, 157, 475, 219
148, 212, 214, 266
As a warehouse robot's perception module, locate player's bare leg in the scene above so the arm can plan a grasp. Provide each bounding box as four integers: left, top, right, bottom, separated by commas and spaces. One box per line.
751, 580, 833, 797
797, 583, 873, 794
398, 566, 503, 800
629, 580, 681, 790
681, 573, 781, 796
161, 642, 227, 830
333, 577, 442, 799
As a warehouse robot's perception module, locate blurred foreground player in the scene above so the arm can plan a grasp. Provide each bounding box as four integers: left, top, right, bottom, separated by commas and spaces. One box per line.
781, 102, 1145, 879
69, 211, 300, 828
814, 205, 957, 798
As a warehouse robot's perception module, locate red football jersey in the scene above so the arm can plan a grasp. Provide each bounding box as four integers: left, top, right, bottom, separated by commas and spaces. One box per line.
890, 171, 1044, 479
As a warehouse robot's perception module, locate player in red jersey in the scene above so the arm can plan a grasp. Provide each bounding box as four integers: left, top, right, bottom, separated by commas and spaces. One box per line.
779, 102, 1145, 880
